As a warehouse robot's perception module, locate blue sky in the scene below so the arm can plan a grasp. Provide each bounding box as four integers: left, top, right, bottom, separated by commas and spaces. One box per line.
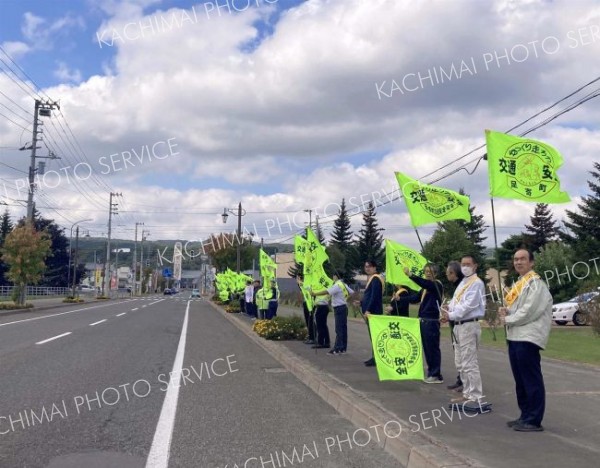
0, 0, 599, 244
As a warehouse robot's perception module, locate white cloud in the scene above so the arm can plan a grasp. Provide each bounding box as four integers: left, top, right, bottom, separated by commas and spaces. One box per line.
1, 0, 599, 247
54, 61, 82, 83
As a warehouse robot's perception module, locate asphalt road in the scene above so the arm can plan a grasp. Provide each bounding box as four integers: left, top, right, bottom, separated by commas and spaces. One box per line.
0, 297, 401, 468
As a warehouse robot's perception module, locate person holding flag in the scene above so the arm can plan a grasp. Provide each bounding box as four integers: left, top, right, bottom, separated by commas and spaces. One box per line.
312, 273, 354, 355
444, 261, 465, 392
356, 260, 385, 367
388, 285, 411, 317
498, 249, 553, 432
441, 255, 485, 404
404, 264, 444, 383
244, 279, 255, 318
266, 278, 280, 320
297, 275, 315, 345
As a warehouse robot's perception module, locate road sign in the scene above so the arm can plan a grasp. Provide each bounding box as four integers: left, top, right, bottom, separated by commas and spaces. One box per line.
163, 268, 172, 278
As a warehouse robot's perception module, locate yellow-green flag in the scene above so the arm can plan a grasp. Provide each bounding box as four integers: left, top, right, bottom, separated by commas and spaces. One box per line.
259, 249, 277, 282
485, 129, 571, 203
384, 239, 427, 291
294, 235, 308, 264
303, 228, 333, 294
369, 315, 424, 381
395, 172, 471, 227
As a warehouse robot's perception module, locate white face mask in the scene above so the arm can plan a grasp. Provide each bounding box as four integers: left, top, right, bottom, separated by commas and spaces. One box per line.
461, 266, 474, 277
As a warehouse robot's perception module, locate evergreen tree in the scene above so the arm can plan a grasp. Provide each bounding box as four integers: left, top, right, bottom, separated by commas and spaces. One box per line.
562, 162, 600, 257
329, 199, 354, 282
497, 233, 530, 286
351, 202, 384, 272
0, 209, 14, 286
524, 203, 559, 252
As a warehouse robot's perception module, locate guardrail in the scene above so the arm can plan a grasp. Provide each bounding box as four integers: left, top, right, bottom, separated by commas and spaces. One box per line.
0, 286, 71, 297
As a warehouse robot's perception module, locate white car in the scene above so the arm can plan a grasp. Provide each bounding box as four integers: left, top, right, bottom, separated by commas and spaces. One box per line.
552, 292, 599, 326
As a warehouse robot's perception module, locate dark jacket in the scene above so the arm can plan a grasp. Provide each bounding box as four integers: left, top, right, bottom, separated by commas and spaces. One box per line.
390, 288, 410, 317
408, 275, 443, 320
361, 274, 384, 315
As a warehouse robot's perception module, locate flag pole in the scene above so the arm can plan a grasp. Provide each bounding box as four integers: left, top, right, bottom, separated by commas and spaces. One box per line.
490, 196, 507, 343
414, 228, 424, 251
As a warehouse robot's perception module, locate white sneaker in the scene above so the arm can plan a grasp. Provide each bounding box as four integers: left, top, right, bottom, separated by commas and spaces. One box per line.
424, 376, 444, 384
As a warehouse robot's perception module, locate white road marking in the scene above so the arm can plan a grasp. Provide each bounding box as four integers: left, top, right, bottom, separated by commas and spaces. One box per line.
145, 301, 190, 468
0, 302, 129, 329
148, 299, 165, 306
89, 319, 107, 326
36, 332, 72, 345
132, 308, 139, 311
142, 305, 147, 308
116, 313, 126, 317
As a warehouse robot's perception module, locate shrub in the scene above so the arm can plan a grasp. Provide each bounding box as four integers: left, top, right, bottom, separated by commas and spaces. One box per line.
63, 297, 85, 303
252, 315, 308, 340
0, 302, 33, 310
96, 296, 109, 300
225, 302, 241, 313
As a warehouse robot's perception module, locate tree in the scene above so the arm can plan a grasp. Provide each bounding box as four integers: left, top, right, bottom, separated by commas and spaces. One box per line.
2, 223, 52, 304
329, 199, 354, 282
315, 216, 326, 245
525, 203, 559, 252
441, 190, 487, 263
351, 202, 384, 272
534, 242, 577, 302
422, 222, 478, 293
205, 232, 257, 272
562, 162, 600, 258
0, 209, 14, 286
16, 211, 70, 287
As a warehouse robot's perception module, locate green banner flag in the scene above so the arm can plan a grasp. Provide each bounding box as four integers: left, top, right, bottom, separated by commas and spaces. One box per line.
395, 172, 471, 227
485, 129, 571, 203
294, 235, 308, 264
259, 249, 277, 282
303, 228, 333, 295
384, 239, 427, 291
369, 315, 424, 381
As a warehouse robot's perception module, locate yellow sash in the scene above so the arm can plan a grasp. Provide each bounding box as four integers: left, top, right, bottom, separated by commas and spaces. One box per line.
504, 271, 539, 307
454, 275, 479, 303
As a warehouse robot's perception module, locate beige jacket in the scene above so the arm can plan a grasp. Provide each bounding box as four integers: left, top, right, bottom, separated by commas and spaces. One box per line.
505, 276, 553, 349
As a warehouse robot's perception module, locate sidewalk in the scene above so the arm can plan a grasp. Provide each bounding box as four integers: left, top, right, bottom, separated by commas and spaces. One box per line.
220, 303, 600, 468
0, 292, 131, 317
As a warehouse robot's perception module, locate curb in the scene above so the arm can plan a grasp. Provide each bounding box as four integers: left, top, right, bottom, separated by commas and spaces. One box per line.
208, 302, 484, 468
0, 298, 123, 318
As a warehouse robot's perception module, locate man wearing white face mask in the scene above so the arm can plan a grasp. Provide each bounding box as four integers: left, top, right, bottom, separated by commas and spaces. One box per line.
441, 254, 485, 405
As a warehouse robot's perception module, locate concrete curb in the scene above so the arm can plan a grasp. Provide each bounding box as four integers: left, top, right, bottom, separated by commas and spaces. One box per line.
208, 302, 484, 468
0, 298, 123, 317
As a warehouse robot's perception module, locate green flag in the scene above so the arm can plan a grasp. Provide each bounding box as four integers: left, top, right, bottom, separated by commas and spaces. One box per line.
384, 239, 427, 291
259, 249, 277, 282
369, 315, 424, 381
395, 172, 471, 227
485, 129, 571, 203
294, 235, 308, 264
303, 228, 333, 297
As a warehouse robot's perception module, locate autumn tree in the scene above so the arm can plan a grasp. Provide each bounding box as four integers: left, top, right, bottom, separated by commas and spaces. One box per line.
2, 224, 52, 305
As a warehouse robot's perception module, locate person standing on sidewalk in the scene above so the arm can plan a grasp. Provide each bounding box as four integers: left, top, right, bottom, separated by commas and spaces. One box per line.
356, 260, 384, 367
441, 255, 485, 405
297, 276, 316, 345
388, 285, 410, 317
404, 264, 444, 383
266, 279, 279, 319
498, 249, 553, 432
312, 273, 354, 355
312, 294, 331, 349
244, 280, 254, 317
445, 261, 464, 392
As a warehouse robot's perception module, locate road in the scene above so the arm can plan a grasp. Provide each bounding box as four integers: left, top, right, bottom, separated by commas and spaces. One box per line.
0, 297, 401, 468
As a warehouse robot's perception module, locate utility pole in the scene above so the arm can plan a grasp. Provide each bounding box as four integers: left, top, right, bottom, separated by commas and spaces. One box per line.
71, 226, 79, 298
133, 222, 143, 295
103, 192, 121, 296
140, 229, 149, 294
236, 202, 242, 273
25, 99, 60, 223
303, 209, 313, 231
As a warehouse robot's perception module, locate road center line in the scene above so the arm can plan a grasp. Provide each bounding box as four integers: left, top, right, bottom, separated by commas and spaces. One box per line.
36, 332, 72, 345
132, 308, 139, 311
145, 300, 190, 468
116, 313, 126, 317
149, 299, 165, 306
89, 319, 107, 326
142, 305, 147, 308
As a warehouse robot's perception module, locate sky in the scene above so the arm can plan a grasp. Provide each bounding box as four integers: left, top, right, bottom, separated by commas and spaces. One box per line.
0, 0, 599, 253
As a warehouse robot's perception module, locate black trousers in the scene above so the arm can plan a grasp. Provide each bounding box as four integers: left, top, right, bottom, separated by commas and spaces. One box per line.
508, 340, 546, 426
315, 304, 330, 346
302, 302, 314, 340
333, 305, 348, 351
420, 320, 442, 379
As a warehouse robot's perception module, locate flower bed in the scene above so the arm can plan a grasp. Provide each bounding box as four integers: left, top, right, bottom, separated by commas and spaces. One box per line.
252, 316, 307, 341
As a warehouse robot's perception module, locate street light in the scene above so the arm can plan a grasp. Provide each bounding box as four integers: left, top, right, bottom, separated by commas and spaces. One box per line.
68, 218, 92, 287
222, 202, 246, 273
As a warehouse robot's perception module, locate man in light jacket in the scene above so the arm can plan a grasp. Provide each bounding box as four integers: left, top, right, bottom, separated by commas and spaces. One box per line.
499, 249, 553, 432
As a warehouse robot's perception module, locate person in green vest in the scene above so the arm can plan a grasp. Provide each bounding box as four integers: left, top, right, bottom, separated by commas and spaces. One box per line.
266, 279, 280, 320
255, 283, 269, 320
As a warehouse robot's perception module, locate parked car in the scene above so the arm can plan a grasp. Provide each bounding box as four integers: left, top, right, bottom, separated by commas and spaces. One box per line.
190, 289, 200, 298
552, 291, 599, 326
163, 288, 173, 295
